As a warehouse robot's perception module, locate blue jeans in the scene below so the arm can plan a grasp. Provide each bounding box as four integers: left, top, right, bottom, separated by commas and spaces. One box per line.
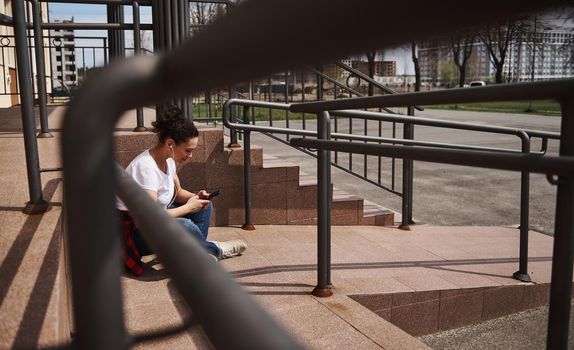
170, 202, 221, 258
134, 202, 221, 258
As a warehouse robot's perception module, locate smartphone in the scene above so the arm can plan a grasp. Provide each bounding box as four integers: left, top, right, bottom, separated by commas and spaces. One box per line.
207, 190, 221, 200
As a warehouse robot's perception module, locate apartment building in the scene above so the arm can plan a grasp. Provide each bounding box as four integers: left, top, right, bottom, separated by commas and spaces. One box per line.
417, 13, 573, 85
50, 20, 78, 89
0, 0, 51, 107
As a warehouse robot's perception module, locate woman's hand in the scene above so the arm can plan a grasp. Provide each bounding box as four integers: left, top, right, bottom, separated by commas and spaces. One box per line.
197, 190, 209, 200
185, 197, 210, 213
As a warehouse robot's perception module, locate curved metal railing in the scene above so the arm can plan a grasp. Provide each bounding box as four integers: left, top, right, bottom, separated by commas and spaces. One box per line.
33, 0, 570, 349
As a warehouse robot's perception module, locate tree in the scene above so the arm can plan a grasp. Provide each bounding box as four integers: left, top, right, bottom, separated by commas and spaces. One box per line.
190, 3, 227, 34
440, 61, 458, 88
365, 49, 376, 96
411, 41, 421, 91
450, 32, 476, 87
480, 19, 521, 83
557, 5, 574, 65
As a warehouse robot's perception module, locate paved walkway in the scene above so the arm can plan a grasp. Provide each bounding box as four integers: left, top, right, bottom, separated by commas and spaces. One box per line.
123, 224, 554, 349
0, 106, 565, 349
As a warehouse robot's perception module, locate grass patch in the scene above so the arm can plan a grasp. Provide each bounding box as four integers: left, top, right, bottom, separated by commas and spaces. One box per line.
424, 100, 561, 116
192, 104, 314, 121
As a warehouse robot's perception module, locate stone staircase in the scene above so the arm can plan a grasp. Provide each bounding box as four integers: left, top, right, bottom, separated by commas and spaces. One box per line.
114, 127, 395, 227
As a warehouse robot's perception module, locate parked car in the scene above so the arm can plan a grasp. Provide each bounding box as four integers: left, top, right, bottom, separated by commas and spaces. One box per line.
469, 80, 486, 87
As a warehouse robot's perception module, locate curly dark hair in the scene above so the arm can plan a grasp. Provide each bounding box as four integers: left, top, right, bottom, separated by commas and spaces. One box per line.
151, 105, 199, 145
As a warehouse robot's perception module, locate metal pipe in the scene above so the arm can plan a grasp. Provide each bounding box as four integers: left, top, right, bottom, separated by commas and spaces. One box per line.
151, 0, 158, 52
0, 13, 13, 26
288, 139, 574, 178
106, 5, 116, 61
170, 0, 179, 46
316, 65, 323, 101
400, 106, 415, 229
228, 84, 239, 146
325, 109, 560, 140
39, 0, 151, 4
313, 111, 333, 298
406, 107, 415, 224
132, 0, 146, 132
334, 61, 424, 111
241, 105, 255, 230
290, 79, 574, 113
30, 0, 52, 138
117, 5, 125, 57
34, 22, 153, 30
103, 37, 108, 65
513, 131, 532, 282
164, 0, 171, 50
13, 0, 49, 214
547, 98, 574, 349
224, 105, 531, 154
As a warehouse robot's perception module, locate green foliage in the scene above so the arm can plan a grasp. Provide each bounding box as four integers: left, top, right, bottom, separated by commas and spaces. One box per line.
425, 100, 561, 116
191, 104, 312, 121
440, 61, 458, 88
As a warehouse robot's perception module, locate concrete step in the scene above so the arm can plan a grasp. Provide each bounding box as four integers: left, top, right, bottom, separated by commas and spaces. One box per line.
294, 174, 395, 226
114, 128, 396, 227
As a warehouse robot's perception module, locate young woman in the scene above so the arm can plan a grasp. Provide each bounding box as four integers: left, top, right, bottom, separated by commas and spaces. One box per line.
118, 105, 246, 276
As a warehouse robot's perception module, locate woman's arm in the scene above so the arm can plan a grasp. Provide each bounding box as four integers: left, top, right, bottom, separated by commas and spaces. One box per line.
144, 188, 208, 218
173, 172, 196, 203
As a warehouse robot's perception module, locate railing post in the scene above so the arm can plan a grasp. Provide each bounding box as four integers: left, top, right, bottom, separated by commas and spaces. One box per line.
313, 111, 333, 297
228, 85, 240, 147
513, 131, 531, 282
547, 98, 574, 349
31, 0, 52, 138
13, 0, 49, 214
132, 0, 147, 132
400, 106, 415, 230
241, 105, 255, 230
103, 37, 108, 66
316, 65, 323, 101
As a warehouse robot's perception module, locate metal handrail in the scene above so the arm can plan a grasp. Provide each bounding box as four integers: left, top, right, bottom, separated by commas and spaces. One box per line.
32, 0, 569, 349
289, 138, 574, 177
334, 61, 424, 111
328, 109, 560, 140
288, 79, 574, 350
290, 78, 574, 113
223, 99, 558, 152
222, 97, 558, 283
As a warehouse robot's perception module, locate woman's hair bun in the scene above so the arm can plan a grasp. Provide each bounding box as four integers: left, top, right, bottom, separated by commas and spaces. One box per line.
151, 104, 198, 145
164, 104, 183, 121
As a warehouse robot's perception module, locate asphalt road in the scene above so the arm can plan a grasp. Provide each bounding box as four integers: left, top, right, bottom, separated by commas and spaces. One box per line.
246, 109, 561, 235
419, 302, 574, 350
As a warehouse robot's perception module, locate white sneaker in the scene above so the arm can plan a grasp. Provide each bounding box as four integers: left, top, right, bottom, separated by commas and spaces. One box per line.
214, 240, 247, 259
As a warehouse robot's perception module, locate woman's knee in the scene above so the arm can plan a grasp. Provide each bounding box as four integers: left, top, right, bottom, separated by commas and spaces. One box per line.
175, 217, 201, 235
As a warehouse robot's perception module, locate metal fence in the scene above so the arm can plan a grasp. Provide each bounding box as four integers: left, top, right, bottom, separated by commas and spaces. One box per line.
289, 78, 574, 349
222, 96, 561, 285
8, 0, 574, 349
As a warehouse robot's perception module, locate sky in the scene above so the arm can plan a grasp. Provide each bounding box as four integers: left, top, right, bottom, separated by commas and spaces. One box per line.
48, 3, 153, 67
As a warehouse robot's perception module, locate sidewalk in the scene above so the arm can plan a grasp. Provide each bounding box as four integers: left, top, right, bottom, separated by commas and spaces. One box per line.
123, 224, 555, 349
0, 106, 563, 349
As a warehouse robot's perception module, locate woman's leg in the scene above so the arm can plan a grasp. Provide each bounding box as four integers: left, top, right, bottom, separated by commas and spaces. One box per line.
185, 202, 212, 240
175, 216, 221, 258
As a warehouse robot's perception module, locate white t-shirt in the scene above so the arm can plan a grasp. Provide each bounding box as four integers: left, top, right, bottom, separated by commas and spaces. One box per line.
117, 149, 177, 211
